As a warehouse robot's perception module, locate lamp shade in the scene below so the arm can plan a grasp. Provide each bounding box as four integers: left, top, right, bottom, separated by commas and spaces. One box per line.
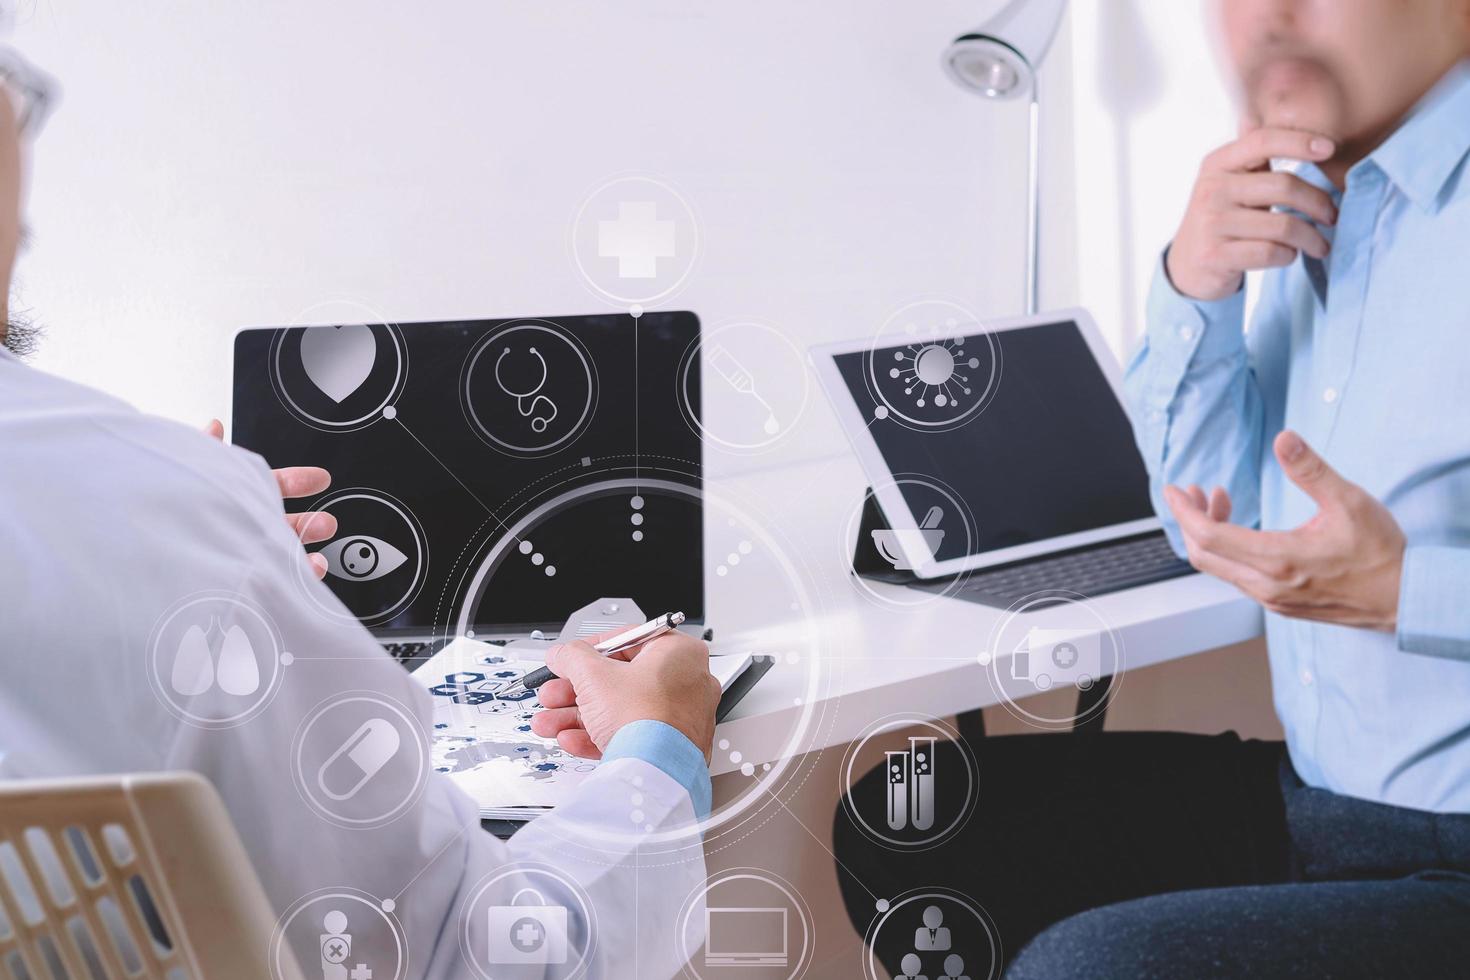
942, 0, 1067, 99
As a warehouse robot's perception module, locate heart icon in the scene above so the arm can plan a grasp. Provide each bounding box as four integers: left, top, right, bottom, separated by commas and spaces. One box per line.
299, 323, 378, 404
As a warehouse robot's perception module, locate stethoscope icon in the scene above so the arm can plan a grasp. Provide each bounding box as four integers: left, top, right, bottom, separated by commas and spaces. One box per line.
495, 345, 559, 433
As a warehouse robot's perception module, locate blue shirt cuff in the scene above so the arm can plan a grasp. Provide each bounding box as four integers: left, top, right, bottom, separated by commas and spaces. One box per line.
1397, 545, 1470, 661
602, 719, 712, 820
1144, 247, 1247, 371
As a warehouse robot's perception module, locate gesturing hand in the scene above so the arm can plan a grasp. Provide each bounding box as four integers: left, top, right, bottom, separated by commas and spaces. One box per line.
1164, 431, 1405, 631
1167, 125, 1338, 302
204, 419, 338, 578
531, 631, 720, 762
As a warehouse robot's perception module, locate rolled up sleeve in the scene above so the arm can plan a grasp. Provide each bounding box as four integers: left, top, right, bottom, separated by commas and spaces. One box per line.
1124, 251, 1262, 554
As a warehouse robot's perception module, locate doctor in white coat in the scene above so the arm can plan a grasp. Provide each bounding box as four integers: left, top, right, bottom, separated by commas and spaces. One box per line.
0, 45, 719, 979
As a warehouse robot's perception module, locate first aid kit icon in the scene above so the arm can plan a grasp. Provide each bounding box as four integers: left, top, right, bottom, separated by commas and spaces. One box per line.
488, 889, 568, 965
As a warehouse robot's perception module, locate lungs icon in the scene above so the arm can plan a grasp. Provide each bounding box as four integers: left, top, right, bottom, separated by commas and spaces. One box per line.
170, 623, 214, 697
169, 620, 260, 698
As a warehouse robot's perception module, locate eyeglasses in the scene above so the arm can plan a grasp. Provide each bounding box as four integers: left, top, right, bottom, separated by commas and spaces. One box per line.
0, 47, 56, 139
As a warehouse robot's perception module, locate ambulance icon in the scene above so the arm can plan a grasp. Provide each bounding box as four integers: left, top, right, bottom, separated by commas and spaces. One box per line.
1010, 628, 1101, 692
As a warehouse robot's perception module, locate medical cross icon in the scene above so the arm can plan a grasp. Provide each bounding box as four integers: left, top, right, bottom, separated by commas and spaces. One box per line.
598, 201, 676, 279
513, 917, 545, 951
349, 965, 373, 980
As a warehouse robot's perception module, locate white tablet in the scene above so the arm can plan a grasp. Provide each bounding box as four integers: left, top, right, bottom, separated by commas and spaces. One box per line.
811, 307, 1161, 580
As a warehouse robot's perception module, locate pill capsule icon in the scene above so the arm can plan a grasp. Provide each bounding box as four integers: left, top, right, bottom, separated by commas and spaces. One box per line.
318, 717, 400, 801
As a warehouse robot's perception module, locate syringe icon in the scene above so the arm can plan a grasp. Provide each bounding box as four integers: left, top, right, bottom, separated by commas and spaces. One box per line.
709, 344, 780, 436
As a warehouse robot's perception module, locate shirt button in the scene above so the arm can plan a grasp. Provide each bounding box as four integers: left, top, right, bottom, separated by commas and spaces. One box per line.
1178, 324, 1196, 342
1322, 387, 1338, 404
1149, 409, 1164, 423
1299, 668, 1314, 686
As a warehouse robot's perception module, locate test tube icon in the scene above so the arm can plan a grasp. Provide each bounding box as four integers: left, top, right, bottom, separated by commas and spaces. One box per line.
909, 736, 937, 831
886, 750, 910, 830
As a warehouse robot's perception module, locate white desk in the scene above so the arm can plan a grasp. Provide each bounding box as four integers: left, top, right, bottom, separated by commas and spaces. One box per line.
703, 453, 1264, 776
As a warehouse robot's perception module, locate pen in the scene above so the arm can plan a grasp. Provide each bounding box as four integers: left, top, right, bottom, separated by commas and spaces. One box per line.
500, 611, 686, 696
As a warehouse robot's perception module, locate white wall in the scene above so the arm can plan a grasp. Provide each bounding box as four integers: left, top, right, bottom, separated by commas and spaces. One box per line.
1068, 0, 1239, 353
12, 0, 1079, 477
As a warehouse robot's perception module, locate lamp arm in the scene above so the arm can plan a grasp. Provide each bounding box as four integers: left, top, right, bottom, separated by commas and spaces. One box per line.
1025, 74, 1040, 316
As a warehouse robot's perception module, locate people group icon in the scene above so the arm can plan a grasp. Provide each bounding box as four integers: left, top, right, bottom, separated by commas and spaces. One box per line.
892, 905, 969, 980
914, 904, 951, 950
893, 952, 971, 980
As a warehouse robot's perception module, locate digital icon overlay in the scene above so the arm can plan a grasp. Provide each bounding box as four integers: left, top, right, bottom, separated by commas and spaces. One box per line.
459, 866, 594, 980
271, 889, 406, 980
841, 717, 976, 852
980, 590, 1123, 730
678, 319, 811, 454
677, 869, 814, 980
1008, 628, 1099, 693
300, 489, 427, 627
147, 591, 287, 729
300, 323, 377, 405
598, 201, 676, 279
864, 300, 1001, 433
845, 477, 976, 609
571, 174, 700, 309
461, 320, 598, 457
864, 890, 1000, 980
705, 906, 788, 968
487, 888, 569, 966
268, 302, 408, 433
885, 735, 937, 832
872, 506, 945, 573
319, 535, 409, 583
291, 692, 430, 828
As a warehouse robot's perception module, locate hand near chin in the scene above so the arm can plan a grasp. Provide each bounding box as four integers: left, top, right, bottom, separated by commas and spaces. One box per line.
1164, 431, 1405, 631
203, 419, 337, 578
1167, 124, 1339, 302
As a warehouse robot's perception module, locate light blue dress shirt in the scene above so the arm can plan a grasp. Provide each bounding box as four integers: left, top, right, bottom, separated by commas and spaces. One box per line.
603, 719, 713, 820
1125, 61, 1470, 813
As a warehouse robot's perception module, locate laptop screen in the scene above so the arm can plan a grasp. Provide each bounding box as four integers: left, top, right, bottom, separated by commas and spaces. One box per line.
831, 318, 1153, 561
232, 312, 703, 635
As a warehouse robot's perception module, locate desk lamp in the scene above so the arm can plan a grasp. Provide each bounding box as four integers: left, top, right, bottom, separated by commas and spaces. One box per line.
942, 0, 1068, 315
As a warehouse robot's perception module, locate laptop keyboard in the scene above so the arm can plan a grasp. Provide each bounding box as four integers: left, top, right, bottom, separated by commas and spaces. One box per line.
381, 641, 432, 664
920, 531, 1194, 610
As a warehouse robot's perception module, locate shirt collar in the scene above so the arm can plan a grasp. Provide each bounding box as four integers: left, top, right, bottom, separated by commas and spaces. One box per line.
1356, 59, 1470, 213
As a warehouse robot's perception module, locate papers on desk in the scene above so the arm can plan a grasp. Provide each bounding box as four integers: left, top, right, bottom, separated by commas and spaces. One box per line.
414, 639, 754, 821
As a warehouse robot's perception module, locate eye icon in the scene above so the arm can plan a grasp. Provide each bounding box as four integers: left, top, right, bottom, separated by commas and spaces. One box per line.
319, 535, 409, 582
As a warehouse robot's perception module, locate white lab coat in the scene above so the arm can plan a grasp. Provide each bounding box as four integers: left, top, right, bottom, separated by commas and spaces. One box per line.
0, 352, 705, 978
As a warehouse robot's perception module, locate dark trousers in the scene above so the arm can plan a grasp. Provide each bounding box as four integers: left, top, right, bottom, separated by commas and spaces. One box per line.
832, 731, 1470, 979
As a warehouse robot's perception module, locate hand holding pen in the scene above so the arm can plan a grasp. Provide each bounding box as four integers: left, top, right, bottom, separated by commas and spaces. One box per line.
525, 614, 720, 762
501, 611, 687, 695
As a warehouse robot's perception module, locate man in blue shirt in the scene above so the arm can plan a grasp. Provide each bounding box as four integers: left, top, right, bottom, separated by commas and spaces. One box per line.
836, 3, 1470, 976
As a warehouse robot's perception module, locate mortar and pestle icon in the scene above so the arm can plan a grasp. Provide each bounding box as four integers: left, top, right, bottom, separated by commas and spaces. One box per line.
871, 506, 945, 571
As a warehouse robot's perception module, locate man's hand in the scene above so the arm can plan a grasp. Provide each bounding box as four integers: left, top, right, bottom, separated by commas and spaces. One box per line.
530, 632, 720, 762
1164, 430, 1405, 631
1167, 126, 1338, 301
204, 419, 337, 578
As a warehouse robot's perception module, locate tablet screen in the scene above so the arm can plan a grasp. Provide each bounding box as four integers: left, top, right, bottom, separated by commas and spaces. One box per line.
831, 319, 1153, 562
232, 312, 703, 634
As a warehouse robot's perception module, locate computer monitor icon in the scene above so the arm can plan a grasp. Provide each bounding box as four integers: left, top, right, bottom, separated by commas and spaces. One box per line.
704, 906, 789, 967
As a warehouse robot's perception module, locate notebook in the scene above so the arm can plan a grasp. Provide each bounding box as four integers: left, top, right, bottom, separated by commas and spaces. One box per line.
413, 638, 763, 821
